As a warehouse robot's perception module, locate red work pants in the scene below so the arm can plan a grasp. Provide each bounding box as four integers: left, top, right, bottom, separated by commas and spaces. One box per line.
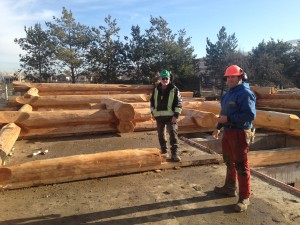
222, 129, 251, 199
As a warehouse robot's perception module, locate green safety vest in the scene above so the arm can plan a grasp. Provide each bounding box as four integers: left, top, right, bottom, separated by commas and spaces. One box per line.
152, 87, 182, 117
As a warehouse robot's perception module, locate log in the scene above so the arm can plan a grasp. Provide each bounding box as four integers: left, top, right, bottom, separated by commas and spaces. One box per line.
117, 121, 135, 133
255, 93, 300, 100
13, 81, 154, 92
19, 104, 33, 112
37, 90, 153, 95
133, 116, 199, 132
134, 108, 152, 122
255, 110, 299, 130
24, 87, 39, 98
19, 123, 117, 139
7, 94, 149, 106
34, 104, 93, 111
0, 148, 163, 189
181, 92, 194, 98
101, 99, 135, 121
0, 110, 117, 128
130, 102, 150, 109
183, 101, 300, 133
0, 106, 19, 111
0, 123, 21, 165
182, 109, 218, 128
250, 86, 277, 97
248, 147, 300, 167
257, 99, 300, 109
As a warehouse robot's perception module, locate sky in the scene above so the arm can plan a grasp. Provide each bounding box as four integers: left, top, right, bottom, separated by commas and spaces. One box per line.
0, 0, 299, 73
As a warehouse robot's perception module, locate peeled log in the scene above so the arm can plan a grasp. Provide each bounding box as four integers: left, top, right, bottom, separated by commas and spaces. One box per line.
134, 108, 152, 122
182, 109, 218, 128
257, 99, 300, 109
38, 90, 153, 95
0, 148, 163, 189
117, 121, 135, 133
19, 123, 117, 139
101, 99, 135, 121
134, 116, 198, 132
181, 101, 300, 134
34, 104, 93, 111
255, 111, 299, 130
130, 102, 150, 109
250, 86, 277, 97
0, 110, 117, 128
19, 104, 33, 112
13, 81, 153, 92
24, 87, 39, 98
193, 101, 221, 115
181, 92, 194, 98
0, 123, 21, 165
8, 94, 149, 107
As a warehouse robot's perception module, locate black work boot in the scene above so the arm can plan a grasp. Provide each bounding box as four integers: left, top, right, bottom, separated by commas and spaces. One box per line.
171, 152, 181, 162
214, 185, 237, 197
161, 149, 169, 158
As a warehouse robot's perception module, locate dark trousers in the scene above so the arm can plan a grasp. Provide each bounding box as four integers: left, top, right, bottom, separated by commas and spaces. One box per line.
155, 117, 179, 154
222, 130, 251, 199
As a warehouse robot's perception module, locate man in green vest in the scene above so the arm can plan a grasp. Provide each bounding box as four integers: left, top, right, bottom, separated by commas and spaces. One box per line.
150, 69, 182, 162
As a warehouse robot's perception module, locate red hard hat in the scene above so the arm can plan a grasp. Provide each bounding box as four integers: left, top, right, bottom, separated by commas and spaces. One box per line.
224, 65, 243, 77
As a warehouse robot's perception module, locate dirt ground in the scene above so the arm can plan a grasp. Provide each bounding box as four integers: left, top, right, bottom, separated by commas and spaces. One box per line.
0, 131, 299, 225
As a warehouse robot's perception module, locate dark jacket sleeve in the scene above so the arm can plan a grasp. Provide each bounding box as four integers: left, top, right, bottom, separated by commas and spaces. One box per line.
172, 87, 182, 118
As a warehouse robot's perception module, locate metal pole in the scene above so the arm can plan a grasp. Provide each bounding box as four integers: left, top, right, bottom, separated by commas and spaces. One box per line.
5, 84, 8, 101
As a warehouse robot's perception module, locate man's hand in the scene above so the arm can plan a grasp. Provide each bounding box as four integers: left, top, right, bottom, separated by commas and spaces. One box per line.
171, 116, 178, 123
212, 129, 220, 139
217, 115, 228, 124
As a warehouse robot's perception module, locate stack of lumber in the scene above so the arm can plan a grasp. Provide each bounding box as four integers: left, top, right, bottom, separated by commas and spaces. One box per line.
251, 86, 300, 112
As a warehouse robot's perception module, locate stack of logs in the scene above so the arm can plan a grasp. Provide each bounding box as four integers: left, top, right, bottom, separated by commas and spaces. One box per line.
1, 82, 300, 165
251, 86, 300, 112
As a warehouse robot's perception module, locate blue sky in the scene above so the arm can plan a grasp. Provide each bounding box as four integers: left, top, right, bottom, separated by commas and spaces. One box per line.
0, 0, 299, 72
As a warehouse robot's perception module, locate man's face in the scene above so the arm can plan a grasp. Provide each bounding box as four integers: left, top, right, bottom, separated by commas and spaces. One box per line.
160, 77, 170, 87
226, 76, 241, 89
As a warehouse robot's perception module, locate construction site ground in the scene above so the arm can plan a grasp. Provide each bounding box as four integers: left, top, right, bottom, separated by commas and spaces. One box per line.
0, 130, 299, 225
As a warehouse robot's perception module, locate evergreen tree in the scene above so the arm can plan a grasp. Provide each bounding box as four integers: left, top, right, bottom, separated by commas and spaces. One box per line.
87, 15, 124, 83
14, 23, 55, 82
46, 7, 92, 83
